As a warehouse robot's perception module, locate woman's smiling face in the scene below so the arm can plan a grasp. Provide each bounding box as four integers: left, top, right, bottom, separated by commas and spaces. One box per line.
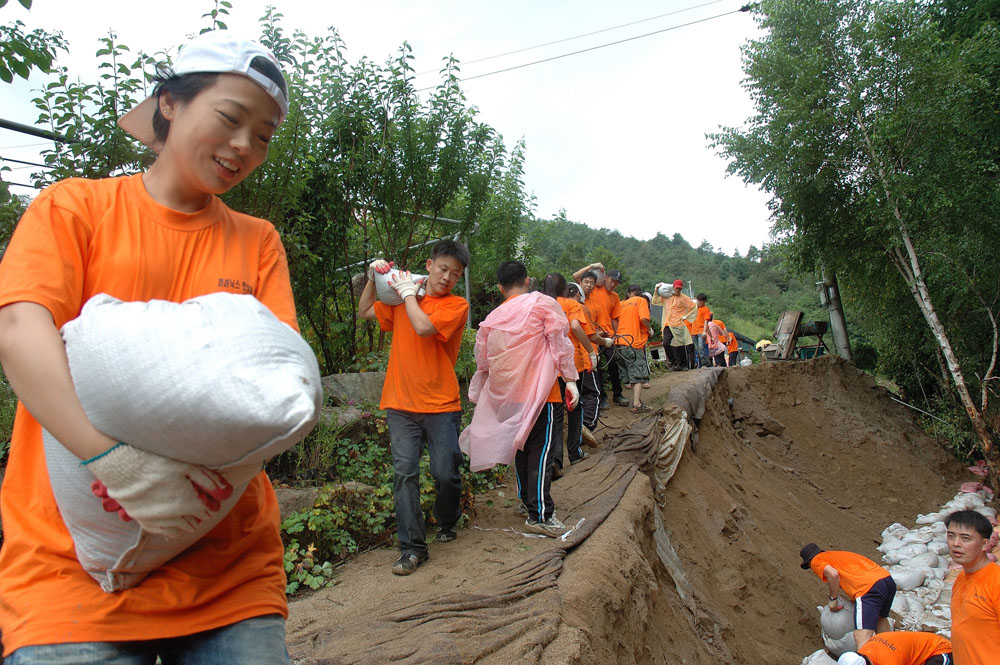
157, 73, 280, 201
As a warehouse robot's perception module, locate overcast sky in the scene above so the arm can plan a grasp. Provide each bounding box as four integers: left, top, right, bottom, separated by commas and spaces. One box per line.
1, 0, 773, 255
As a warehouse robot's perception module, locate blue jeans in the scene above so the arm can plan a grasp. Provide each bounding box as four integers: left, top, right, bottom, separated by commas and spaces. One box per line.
385, 409, 463, 557
6, 615, 288, 665
692, 333, 708, 367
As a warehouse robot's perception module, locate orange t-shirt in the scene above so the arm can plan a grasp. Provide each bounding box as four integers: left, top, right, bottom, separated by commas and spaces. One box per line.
584, 285, 620, 334
558, 297, 591, 372
374, 294, 468, 413
0, 175, 295, 655
857, 631, 951, 665
616, 296, 651, 349
716, 319, 739, 353
657, 293, 695, 328
951, 562, 1000, 665
810, 551, 891, 599
692, 305, 711, 334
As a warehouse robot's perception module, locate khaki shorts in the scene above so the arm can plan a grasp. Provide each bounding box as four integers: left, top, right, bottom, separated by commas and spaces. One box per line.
618, 346, 650, 384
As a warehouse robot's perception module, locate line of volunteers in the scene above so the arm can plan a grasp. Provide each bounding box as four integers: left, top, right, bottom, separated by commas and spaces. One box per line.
800, 508, 999, 665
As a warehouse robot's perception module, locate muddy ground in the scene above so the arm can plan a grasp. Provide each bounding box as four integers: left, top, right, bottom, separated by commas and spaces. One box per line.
286, 356, 969, 664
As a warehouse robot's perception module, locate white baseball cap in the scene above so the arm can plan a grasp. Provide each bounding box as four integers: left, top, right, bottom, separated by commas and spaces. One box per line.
119, 30, 288, 149
838, 653, 868, 665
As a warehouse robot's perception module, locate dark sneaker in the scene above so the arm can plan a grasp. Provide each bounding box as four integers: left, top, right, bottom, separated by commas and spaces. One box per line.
614, 394, 630, 407
570, 451, 590, 465
524, 516, 570, 537
436, 528, 457, 543
552, 463, 564, 480
515, 503, 529, 517
391, 552, 428, 576
598, 397, 610, 410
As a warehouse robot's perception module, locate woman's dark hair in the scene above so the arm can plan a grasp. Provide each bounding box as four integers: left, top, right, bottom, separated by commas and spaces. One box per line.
541, 273, 567, 300
496, 260, 527, 289
151, 67, 219, 143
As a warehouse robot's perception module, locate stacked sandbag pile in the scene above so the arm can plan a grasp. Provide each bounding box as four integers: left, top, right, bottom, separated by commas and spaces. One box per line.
878, 483, 997, 636
801, 482, 996, 663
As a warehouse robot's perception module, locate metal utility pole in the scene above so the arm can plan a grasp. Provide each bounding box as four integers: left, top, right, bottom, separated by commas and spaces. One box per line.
818, 270, 852, 360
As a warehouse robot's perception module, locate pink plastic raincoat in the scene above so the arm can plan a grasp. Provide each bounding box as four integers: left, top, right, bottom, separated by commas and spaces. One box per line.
459, 292, 579, 471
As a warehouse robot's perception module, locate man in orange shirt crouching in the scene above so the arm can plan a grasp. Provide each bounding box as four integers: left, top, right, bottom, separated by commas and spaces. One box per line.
359, 239, 470, 576
800, 543, 896, 649
837, 631, 952, 665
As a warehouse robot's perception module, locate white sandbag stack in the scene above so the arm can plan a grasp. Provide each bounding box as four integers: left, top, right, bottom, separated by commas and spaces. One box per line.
46, 292, 323, 592
819, 597, 858, 657
876, 484, 996, 636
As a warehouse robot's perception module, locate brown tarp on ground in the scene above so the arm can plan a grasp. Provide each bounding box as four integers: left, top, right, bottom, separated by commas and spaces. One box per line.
288, 372, 722, 664
289, 455, 638, 664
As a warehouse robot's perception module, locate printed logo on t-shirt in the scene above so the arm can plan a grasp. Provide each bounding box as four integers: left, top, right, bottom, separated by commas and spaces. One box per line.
218, 277, 255, 294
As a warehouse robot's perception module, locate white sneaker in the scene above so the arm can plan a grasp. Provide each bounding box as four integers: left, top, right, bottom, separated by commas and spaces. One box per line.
524, 516, 569, 537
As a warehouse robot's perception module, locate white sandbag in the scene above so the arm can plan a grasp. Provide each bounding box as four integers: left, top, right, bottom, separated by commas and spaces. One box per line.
900, 530, 933, 545
879, 535, 904, 554
975, 505, 998, 519
890, 566, 927, 591
373, 268, 428, 306
928, 540, 950, 556
916, 512, 946, 525
819, 599, 856, 639
822, 629, 857, 658
46, 292, 322, 592
882, 523, 908, 540
740, 358, 753, 366
900, 552, 939, 569
884, 543, 929, 565
801, 649, 838, 665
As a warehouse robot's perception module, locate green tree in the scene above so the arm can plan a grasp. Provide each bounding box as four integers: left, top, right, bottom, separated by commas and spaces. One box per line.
711, 0, 1000, 490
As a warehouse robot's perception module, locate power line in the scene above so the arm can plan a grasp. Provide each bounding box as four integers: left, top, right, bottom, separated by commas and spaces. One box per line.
3, 181, 39, 189
0, 156, 50, 169
416, 6, 748, 92
415, 0, 728, 75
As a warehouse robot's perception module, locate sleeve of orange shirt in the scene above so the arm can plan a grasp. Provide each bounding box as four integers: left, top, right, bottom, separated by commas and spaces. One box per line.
256, 229, 298, 330
373, 300, 395, 332
609, 292, 621, 321
0, 180, 91, 325
429, 297, 469, 343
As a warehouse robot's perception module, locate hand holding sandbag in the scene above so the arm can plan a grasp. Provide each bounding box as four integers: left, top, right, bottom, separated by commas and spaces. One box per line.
389, 271, 419, 300
367, 259, 393, 281
83, 443, 233, 538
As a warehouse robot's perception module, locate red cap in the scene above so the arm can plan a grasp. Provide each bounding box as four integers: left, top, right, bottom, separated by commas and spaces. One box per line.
672, 279, 684, 289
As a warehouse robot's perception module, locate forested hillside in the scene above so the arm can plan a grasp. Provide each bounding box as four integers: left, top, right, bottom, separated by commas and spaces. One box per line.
523, 214, 824, 341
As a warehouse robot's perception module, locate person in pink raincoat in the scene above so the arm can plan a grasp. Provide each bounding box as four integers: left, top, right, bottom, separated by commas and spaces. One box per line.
704, 316, 729, 367
459, 261, 579, 537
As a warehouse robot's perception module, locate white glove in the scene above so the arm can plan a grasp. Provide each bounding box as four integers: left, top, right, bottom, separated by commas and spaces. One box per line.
367, 259, 393, 281
389, 270, 419, 300
602, 337, 614, 348
84, 443, 233, 538
565, 382, 580, 410
589, 352, 599, 369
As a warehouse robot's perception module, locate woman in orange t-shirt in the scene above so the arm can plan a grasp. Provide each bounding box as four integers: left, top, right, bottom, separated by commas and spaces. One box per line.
0, 32, 296, 662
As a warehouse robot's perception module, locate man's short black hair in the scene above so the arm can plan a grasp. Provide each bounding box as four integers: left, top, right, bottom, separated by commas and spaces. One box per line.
496, 260, 527, 290
430, 238, 470, 268
945, 509, 993, 539
581, 271, 598, 282
696, 293, 708, 303
627, 284, 642, 296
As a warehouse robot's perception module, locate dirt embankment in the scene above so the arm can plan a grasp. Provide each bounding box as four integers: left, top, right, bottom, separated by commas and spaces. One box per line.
287, 357, 967, 664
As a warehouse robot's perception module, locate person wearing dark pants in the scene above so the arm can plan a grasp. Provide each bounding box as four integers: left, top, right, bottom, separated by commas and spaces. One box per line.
573, 263, 624, 407
358, 239, 471, 576
514, 402, 563, 534
385, 410, 464, 562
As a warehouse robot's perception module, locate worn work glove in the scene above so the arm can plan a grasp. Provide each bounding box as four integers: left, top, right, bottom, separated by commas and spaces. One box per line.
565, 381, 580, 410
589, 352, 599, 369
367, 259, 393, 281
83, 443, 234, 538
389, 270, 419, 300
828, 597, 844, 612
602, 336, 614, 349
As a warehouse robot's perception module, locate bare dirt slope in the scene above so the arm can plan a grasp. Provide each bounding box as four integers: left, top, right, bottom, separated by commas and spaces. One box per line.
287, 356, 969, 664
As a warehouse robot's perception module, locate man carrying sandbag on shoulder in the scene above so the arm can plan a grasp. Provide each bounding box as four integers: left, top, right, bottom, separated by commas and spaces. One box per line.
358, 238, 470, 576
801, 543, 897, 650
